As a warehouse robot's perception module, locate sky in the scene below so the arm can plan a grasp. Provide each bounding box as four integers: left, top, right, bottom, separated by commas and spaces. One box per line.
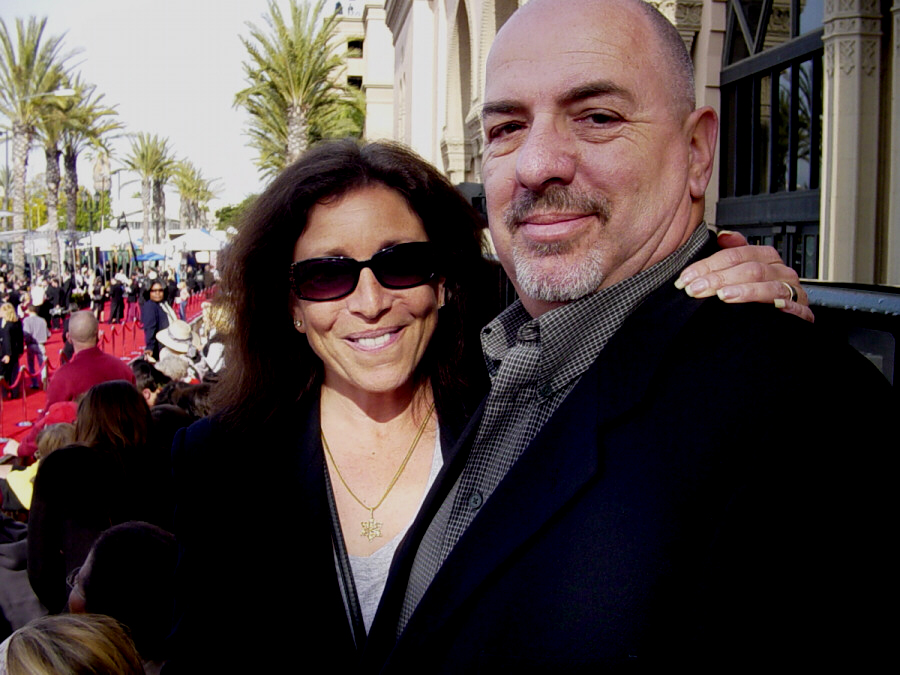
0, 0, 291, 223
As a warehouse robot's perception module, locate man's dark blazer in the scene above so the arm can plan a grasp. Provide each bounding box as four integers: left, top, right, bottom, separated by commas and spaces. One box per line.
367, 245, 894, 671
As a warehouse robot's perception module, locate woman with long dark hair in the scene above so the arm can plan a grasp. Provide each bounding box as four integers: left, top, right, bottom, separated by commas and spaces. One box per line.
169, 141, 494, 671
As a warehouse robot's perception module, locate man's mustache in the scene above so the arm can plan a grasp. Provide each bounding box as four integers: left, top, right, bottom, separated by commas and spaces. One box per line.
504, 186, 611, 231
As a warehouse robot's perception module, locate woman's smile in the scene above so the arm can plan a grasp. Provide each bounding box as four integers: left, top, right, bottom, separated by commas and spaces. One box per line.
344, 326, 404, 351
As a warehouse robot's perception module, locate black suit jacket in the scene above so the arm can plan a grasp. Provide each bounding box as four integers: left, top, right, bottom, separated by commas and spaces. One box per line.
166, 397, 356, 672
367, 267, 895, 671
166, 394, 468, 672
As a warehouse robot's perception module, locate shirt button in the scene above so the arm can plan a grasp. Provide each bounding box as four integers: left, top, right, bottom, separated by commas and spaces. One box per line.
468, 492, 483, 510
539, 384, 553, 398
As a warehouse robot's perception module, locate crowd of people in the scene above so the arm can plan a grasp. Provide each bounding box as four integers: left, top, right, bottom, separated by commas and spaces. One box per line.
0, 297, 221, 672
0, 258, 221, 673
0, 1, 893, 671
0, 263, 216, 396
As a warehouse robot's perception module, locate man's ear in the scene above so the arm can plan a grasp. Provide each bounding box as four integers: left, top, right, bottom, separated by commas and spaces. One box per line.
685, 106, 718, 200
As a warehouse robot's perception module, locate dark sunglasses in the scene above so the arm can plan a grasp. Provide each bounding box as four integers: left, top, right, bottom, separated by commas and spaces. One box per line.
289, 241, 441, 301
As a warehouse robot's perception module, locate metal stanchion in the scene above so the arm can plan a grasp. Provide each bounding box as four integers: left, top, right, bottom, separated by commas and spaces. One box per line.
16, 375, 31, 428
0, 381, 8, 443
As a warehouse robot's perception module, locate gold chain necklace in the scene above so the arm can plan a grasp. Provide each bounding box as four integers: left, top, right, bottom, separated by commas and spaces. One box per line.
322, 402, 435, 542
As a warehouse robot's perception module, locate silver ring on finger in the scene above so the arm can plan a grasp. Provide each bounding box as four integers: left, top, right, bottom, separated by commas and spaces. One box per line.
779, 281, 797, 303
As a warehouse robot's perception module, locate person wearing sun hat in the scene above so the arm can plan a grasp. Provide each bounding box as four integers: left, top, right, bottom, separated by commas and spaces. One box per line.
156, 321, 204, 381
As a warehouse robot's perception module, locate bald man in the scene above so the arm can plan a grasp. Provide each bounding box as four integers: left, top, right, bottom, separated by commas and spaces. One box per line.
44, 311, 135, 408
366, 1, 892, 669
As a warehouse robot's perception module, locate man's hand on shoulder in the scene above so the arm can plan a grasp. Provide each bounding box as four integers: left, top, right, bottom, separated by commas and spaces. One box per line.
674, 230, 814, 323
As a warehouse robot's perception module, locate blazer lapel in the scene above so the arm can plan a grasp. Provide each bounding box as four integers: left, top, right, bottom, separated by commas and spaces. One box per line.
389, 275, 708, 658
365, 397, 488, 657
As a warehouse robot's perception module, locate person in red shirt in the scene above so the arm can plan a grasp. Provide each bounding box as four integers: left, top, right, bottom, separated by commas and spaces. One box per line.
44, 311, 135, 408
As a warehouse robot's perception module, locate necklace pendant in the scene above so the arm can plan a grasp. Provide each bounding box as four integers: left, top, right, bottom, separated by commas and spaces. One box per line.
361, 515, 383, 541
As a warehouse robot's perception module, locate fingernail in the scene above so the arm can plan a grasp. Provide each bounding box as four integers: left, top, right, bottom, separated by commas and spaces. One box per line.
774, 298, 786, 309
676, 269, 698, 289
716, 229, 737, 237
717, 287, 740, 300
685, 278, 708, 297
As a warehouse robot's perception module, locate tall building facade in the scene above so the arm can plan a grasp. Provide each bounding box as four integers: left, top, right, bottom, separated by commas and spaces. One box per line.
380, 0, 900, 286
334, 1, 396, 141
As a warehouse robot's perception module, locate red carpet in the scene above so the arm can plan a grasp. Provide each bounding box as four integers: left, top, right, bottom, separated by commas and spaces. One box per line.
0, 292, 212, 446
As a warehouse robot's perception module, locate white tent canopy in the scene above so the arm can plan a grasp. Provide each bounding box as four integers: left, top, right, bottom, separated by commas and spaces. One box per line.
77, 228, 133, 251
167, 229, 222, 253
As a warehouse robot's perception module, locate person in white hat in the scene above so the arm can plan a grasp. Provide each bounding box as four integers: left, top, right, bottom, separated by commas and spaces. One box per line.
156, 320, 203, 381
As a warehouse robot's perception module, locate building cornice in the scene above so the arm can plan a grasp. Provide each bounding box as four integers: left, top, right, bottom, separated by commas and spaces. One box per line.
385, 0, 413, 37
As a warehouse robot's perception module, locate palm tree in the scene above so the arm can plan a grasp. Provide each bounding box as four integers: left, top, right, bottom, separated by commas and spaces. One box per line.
0, 166, 10, 211
152, 162, 174, 244
35, 106, 64, 272
309, 84, 365, 144
0, 16, 74, 277
34, 79, 85, 273
123, 133, 173, 247
235, 0, 361, 177
173, 160, 219, 229
60, 76, 121, 267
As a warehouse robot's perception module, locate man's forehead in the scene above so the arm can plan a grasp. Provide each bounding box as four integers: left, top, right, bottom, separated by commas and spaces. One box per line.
486, 2, 654, 93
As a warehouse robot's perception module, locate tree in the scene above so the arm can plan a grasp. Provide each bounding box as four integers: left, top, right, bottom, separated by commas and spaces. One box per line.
36, 75, 112, 270
235, 0, 362, 178
152, 163, 173, 243
309, 84, 365, 144
0, 16, 74, 278
23, 172, 47, 230
173, 160, 219, 229
123, 133, 173, 247
0, 166, 10, 211
214, 194, 257, 231
60, 75, 121, 266
35, 97, 65, 272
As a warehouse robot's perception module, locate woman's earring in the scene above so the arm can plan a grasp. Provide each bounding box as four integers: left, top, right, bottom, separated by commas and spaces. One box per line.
294, 319, 303, 328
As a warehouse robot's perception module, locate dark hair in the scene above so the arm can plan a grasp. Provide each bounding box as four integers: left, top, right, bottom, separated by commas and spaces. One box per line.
80, 521, 177, 663
155, 381, 213, 420
213, 139, 491, 431
75, 381, 151, 451
149, 404, 193, 450
130, 358, 171, 393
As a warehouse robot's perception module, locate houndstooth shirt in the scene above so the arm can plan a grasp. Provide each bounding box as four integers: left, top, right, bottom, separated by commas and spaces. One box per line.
399, 225, 711, 632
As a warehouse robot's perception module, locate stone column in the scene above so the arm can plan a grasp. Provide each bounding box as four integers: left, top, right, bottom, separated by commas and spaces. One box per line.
820, 0, 882, 282
362, 3, 395, 142
651, 0, 704, 52
885, 1, 900, 284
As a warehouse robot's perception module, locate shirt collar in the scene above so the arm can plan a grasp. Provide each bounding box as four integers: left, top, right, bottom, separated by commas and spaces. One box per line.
481, 224, 711, 389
